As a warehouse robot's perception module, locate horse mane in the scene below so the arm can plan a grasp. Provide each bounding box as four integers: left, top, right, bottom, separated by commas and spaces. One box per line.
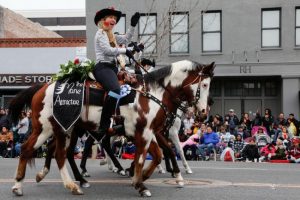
144, 65, 172, 84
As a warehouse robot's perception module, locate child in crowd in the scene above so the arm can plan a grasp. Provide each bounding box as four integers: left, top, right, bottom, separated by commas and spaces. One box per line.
233, 133, 244, 159
241, 137, 260, 162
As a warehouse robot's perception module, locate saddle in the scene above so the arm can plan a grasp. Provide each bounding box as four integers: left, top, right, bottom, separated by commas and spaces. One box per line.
84, 71, 138, 107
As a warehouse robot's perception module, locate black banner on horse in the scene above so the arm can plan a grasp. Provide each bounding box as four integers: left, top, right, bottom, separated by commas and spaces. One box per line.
53, 79, 85, 131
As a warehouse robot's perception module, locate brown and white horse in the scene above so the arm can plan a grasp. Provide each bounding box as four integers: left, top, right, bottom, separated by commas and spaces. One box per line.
11, 60, 214, 197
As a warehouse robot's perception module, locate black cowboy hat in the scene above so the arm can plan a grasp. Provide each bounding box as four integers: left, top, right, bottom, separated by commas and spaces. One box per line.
94, 7, 122, 25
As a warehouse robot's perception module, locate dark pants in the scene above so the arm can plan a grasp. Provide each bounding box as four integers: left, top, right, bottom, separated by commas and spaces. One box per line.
0, 141, 7, 157
94, 62, 121, 130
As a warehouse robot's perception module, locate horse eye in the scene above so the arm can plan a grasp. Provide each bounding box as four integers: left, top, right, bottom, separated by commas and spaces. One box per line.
203, 84, 208, 88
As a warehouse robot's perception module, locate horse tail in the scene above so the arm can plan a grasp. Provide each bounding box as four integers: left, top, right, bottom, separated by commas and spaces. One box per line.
8, 83, 45, 124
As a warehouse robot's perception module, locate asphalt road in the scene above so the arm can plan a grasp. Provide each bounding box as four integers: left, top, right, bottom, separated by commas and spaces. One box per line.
1, 158, 300, 200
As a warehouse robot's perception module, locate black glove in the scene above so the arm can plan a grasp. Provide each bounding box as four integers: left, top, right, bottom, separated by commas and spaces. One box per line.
126, 49, 134, 59
131, 12, 140, 27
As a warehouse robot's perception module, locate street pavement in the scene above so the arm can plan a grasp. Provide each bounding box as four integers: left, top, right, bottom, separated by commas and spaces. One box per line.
1, 158, 300, 200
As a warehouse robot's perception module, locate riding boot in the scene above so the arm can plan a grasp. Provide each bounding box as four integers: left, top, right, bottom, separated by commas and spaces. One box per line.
98, 95, 123, 135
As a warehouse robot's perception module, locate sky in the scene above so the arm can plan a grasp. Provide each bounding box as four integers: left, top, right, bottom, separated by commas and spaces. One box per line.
0, 0, 85, 10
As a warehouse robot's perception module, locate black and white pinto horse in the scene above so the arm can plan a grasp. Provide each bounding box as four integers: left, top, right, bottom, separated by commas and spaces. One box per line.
11, 60, 214, 197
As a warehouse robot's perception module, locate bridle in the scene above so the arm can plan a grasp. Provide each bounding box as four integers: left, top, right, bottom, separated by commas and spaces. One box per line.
131, 65, 212, 137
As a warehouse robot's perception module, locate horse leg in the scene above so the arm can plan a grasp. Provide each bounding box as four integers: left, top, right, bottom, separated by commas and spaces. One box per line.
12, 128, 53, 196
36, 138, 55, 183
67, 130, 90, 188
54, 130, 83, 195
163, 151, 174, 175
170, 132, 193, 174
157, 163, 166, 174
142, 140, 162, 181
156, 133, 184, 187
80, 135, 94, 177
132, 133, 152, 197
101, 135, 125, 176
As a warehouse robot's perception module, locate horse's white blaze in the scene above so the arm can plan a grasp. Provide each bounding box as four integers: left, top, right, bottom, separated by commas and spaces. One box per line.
34, 83, 55, 149
198, 77, 211, 112
164, 60, 193, 87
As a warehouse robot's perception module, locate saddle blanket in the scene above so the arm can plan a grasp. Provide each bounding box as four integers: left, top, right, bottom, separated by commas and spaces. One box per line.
53, 79, 85, 131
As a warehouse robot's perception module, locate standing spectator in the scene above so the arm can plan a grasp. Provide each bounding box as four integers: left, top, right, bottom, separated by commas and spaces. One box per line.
198, 125, 219, 161
211, 114, 223, 133
0, 126, 13, 157
252, 111, 262, 127
239, 112, 252, 132
0, 108, 9, 129
17, 111, 29, 144
287, 113, 299, 136
274, 112, 287, 128
224, 109, 239, 127
262, 108, 274, 136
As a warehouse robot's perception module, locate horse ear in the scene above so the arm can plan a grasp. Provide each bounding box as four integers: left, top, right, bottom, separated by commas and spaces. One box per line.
202, 62, 215, 77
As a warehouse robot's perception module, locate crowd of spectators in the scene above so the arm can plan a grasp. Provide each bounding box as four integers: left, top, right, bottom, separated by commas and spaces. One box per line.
179, 108, 300, 162
1, 106, 300, 165
0, 108, 34, 158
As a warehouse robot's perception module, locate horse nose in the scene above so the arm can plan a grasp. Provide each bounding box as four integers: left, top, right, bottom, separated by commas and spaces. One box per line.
201, 109, 206, 113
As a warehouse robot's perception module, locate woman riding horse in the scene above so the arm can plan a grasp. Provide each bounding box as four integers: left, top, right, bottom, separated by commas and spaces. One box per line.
93, 7, 140, 136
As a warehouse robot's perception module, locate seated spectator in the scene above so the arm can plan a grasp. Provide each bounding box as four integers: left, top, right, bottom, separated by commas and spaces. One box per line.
198, 125, 219, 161
268, 138, 287, 160
180, 124, 202, 160
0, 126, 13, 158
233, 133, 245, 159
241, 137, 260, 162
217, 125, 235, 152
255, 127, 271, 149
122, 139, 136, 160
259, 142, 276, 162
277, 126, 293, 141
287, 137, 300, 162
236, 125, 250, 140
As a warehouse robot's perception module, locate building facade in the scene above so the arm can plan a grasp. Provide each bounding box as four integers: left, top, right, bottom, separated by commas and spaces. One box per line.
86, 0, 300, 119
15, 9, 86, 38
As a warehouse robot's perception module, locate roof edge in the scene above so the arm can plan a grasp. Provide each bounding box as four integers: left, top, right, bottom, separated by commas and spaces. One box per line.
0, 37, 86, 48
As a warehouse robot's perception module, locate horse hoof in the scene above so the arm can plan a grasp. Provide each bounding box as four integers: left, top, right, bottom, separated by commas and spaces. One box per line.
81, 171, 90, 177
158, 169, 166, 174
72, 188, 84, 195
176, 181, 185, 188
81, 182, 90, 188
36, 173, 44, 183
118, 170, 126, 176
140, 189, 151, 197
186, 169, 193, 174
12, 186, 23, 196
112, 168, 118, 173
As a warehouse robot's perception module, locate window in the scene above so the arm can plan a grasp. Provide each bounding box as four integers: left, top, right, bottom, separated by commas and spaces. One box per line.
296, 7, 300, 46
224, 81, 261, 97
261, 8, 281, 48
114, 15, 126, 35
138, 13, 157, 54
202, 10, 221, 52
210, 80, 222, 97
170, 12, 189, 53
265, 81, 278, 96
